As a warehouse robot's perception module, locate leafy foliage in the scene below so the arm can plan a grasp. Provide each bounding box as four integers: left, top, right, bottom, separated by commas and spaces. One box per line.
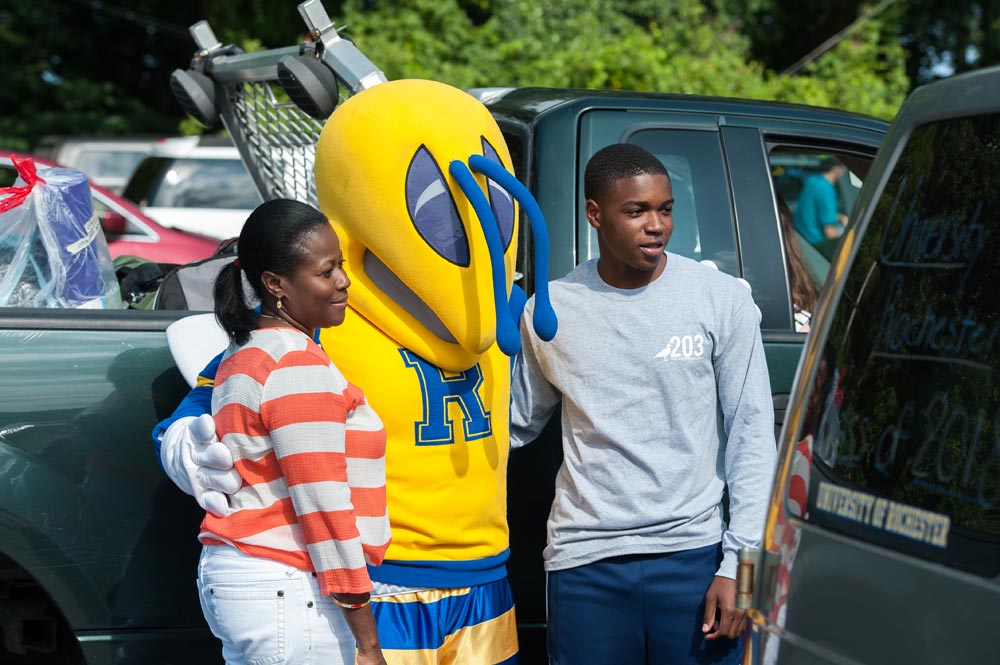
336, 0, 907, 119
768, 16, 909, 120
0, 0, 994, 148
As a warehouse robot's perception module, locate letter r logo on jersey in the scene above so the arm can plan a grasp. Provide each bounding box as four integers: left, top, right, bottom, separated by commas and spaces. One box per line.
399, 350, 493, 445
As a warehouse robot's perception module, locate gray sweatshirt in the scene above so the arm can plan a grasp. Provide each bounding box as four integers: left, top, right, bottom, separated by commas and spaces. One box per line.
510, 253, 777, 579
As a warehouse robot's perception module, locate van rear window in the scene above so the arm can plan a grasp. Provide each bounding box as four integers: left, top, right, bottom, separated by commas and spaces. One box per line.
799, 113, 1000, 576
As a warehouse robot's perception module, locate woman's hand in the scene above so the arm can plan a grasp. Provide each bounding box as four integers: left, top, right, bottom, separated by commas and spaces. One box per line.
355, 646, 387, 665
334, 593, 385, 664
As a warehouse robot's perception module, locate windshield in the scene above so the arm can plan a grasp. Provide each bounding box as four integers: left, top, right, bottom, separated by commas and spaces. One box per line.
125, 157, 260, 210
74, 149, 149, 181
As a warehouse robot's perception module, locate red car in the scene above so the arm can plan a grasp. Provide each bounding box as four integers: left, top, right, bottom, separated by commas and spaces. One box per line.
1, 152, 220, 265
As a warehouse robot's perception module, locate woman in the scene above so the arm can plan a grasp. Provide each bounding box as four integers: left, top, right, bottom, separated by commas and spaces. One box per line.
198, 199, 390, 665
778, 196, 821, 333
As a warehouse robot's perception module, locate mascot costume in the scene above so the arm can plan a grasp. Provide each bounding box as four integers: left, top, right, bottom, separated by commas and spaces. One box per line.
154, 79, 557, 664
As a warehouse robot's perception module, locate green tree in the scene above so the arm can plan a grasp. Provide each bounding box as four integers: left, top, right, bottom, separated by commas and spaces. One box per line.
0, 2, 183, 149
716, 0, 1000, 86
338, 0, 487, 88
0, 0, 308, 149
333, 0, 907, 119
0, 0, 992, 149
769, 15, 909, 120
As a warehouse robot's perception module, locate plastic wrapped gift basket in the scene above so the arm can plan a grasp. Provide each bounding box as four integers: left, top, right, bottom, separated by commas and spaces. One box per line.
0, 155, 121, 309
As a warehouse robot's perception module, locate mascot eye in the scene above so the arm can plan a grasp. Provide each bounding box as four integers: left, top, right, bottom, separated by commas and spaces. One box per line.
405, 145, 470, 266
482, 137, 514, 251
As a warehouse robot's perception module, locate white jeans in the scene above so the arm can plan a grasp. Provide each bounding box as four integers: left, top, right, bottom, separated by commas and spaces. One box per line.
197, 544, 355, 665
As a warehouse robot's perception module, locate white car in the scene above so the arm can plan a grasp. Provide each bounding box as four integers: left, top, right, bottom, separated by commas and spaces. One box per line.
33, 135, 166, 195
122, 137, 261, 241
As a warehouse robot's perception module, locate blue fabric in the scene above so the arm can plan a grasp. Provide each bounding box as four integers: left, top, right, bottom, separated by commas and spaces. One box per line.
793, 174, 840, 244
546, 544, 741, 665
369, 549, 510, 587
371, 578, 515, 651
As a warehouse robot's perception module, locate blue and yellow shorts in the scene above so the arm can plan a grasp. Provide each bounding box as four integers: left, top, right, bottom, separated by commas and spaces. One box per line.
371, 578, 519, 664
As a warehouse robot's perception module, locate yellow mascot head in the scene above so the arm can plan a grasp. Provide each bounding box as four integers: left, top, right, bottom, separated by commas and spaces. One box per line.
315, 79, 522, 372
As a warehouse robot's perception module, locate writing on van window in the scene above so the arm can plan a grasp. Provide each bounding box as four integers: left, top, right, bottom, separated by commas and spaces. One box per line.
878, 177, 988, 288
815, 481, 950, 548
873, 177, 996, 366
876, 274, 998, 369
869, 390, 1000, 509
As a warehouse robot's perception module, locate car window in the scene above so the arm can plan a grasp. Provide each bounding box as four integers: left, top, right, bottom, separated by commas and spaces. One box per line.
794, 113, 1000, 577
74, 149, 148, 182
768, 146, 873, 334
771, 151, 865, 225
769, 147, 869, 278
90, 197, 150, 237
148, 158, 259, 210
627, 129, 737, 273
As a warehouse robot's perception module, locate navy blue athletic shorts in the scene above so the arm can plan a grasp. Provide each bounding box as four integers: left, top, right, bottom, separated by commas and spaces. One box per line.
546, 543, 741, 665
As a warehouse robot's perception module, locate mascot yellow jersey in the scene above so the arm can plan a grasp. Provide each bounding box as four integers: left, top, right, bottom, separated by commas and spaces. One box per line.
314, 79, 553, 587
323, 313, 512, 585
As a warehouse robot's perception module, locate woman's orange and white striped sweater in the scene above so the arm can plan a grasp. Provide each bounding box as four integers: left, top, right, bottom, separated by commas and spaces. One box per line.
200, 327, 390, 595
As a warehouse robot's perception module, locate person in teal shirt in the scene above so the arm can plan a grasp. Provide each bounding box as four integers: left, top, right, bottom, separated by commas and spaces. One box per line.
793, 157, 847, 244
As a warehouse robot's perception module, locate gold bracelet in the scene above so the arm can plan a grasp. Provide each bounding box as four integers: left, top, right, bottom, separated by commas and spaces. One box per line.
332, 597, 370, 610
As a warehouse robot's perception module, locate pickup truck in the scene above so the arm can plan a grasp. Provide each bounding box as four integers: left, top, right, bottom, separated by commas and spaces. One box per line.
0, 14, 887, 665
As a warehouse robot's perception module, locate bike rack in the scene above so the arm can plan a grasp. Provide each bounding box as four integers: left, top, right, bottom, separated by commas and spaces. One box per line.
170, 0, 387, 207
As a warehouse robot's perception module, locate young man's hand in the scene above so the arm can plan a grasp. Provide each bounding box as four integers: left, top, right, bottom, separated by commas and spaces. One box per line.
702, 575, 746, 640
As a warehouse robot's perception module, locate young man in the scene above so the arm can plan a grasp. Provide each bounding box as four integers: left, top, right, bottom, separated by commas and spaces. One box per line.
510, 143, 777, 664
793, 156, 847, 244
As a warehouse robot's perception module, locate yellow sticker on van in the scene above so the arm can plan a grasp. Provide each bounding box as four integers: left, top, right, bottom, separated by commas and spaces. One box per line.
815, 481, 950, 548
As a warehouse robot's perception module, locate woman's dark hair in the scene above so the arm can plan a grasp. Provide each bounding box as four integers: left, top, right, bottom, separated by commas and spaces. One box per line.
777, 195, 820, 315
214, 199, 330, 345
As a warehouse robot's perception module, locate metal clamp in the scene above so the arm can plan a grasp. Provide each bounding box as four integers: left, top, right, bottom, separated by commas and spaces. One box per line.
736, 547, 759, 610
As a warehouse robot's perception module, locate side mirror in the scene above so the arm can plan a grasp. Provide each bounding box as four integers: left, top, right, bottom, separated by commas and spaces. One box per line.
100, 210, 128, 236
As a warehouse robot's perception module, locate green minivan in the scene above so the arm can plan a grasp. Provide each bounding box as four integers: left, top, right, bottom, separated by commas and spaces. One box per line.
743, 64, 1000, 664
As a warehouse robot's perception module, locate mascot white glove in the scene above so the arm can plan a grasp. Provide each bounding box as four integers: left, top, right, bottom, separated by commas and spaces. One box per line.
159, 413, 241, 517
700, 259, 763, 324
